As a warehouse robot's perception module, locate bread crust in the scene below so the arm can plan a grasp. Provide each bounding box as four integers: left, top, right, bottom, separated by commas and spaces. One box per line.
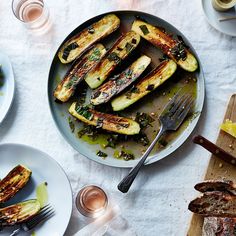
195, 180, 236, 195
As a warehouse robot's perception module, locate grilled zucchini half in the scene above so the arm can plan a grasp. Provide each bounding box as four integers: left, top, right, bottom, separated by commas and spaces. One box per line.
69, 102, 140, 135
111, 60, 177, 111
58, 14, 120, 64
0, 199, 41, 226
0, 165, 31, 203
91, 55, 151, 105
54, 44, 106, 102
131, 20, 198, 72
85, 31, 141, 89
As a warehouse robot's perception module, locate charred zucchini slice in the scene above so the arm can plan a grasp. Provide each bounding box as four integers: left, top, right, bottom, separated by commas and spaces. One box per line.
54, 44, 106, 102
69, 102, 140, 135
58, 14, 120, 64
131, 20, 198, 72
0, 199, 41, 226
85, 31, 141, 89
91, 55, 151, 105
0, 165, 31, 203
111, 60, 177, 111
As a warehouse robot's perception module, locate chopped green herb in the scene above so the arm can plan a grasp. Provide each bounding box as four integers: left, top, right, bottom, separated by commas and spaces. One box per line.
177, 35, 189, 49
65, 76, 78, 89
88, 48, 101, 61
116, 78, 124, 86
134, 132, 150, 146
77, 125, 99, 139
135, 112, 155, 129
118, 150, 135, 161
125, 85, 140, 99
125, 42, 133, 53
68, 116, 75, 133
106, 134, 119, 148
146, 84, 154, 91
159, 54, 169, 62
107, 52, 121, 64
88, 26, 95, 34
96, 150, 107, 158
62, 42, 79, 61
139, 25, 149, 35
75, 105, 94, 120
124, 68, 132, 78
170, 42, 187, 61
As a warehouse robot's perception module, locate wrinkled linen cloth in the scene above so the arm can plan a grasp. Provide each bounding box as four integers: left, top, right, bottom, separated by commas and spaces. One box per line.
0, 0, 236, 235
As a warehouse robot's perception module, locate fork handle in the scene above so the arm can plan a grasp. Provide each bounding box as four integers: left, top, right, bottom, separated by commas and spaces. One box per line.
10, 228, 21, 236
118, 127, 166, 193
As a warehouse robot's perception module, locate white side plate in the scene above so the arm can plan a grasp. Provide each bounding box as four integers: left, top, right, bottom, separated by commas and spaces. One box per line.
0, 143, 72, 236
0, 51, 15, 124
202, 0, 236, 37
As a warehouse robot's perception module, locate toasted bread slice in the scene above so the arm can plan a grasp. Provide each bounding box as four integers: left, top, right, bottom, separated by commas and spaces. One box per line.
188, 191, 236, 217
195, 180, 236, 195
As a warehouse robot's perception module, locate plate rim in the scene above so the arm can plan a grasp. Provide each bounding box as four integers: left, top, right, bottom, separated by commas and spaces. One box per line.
201, 0, 236, 37
0, 51, 15, 124
48, 10, 205, 168
0, 142, 73, 235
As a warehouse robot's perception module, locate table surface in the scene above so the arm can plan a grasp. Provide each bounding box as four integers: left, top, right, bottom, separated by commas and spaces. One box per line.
0, 0, 236, 235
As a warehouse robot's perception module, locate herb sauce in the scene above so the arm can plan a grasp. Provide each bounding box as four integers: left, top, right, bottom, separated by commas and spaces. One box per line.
73, 69, 198, 160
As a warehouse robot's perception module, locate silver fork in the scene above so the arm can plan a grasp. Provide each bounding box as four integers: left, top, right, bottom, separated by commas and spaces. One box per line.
118, 92, 194, 193
10, 204, 55, 236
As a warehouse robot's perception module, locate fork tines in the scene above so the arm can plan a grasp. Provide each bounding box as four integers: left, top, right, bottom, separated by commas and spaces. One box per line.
160, 91, 194, 130
172, 94, 193, 118
26, 204, 55, 230
163, 92, 193, 114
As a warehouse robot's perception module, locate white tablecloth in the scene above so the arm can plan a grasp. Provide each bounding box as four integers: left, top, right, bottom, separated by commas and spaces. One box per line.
1, 0, 236, 235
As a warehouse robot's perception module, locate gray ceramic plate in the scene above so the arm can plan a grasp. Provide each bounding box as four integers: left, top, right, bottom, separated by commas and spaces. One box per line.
202, 0, 236, 36
48, 11, 205, 168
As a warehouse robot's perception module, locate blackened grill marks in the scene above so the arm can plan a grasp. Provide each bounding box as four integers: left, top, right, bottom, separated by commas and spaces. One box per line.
95, 111, 130, 128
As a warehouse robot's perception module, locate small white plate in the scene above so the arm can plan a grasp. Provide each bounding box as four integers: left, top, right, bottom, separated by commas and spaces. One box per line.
0, 143, 72, 236
202, 0, 236, 37
0, 51, 15, 124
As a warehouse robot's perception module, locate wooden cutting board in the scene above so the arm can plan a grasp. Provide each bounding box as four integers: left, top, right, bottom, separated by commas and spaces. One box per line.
187, 94, 236, 236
